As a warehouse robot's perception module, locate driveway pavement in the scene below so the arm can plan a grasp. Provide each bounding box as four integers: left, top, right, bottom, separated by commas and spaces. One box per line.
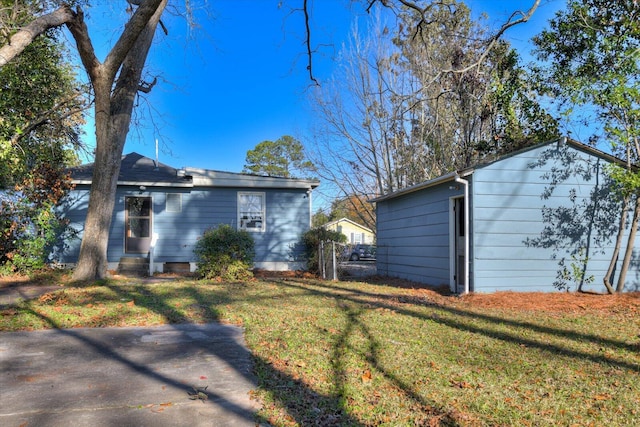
0, 323, 259, 426
340, 261, 376, 279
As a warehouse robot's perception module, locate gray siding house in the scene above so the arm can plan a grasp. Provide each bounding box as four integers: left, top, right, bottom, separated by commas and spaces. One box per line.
373, 138, 640, 293
54, 152, 319, 274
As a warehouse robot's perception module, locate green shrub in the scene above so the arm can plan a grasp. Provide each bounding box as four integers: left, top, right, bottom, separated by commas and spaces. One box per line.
302, 227, 346, 273
1, 198, 69, 275
194, 224, 255, 281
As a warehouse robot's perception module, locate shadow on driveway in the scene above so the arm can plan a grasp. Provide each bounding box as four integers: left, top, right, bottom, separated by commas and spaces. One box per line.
0, 323, 259, 426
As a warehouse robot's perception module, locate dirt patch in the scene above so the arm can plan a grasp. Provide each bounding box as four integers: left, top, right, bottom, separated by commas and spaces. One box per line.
362, 275, 640, 315
459, 290, 640, 315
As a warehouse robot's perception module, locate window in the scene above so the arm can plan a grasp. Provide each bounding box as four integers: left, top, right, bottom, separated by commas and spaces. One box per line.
126, 197, 151, 238
238, 192, 265, 232
166, 193, 182, 213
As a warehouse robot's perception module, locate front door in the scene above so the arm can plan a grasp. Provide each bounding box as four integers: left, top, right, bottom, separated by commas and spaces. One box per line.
125, 197, 152, 253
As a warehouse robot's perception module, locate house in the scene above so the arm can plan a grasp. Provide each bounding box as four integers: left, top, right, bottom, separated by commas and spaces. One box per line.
323, 218, 375, 244
372, 138, 640, 293
53, 152, 319, 274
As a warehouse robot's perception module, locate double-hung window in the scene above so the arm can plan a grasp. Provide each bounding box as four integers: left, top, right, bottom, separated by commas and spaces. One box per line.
238, 192, 265, 232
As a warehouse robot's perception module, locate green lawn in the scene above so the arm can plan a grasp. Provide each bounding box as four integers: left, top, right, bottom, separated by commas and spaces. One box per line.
1, 276, 639, 426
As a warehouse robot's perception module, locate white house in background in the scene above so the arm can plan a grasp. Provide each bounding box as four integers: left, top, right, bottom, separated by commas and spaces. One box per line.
324, 218, 375, 244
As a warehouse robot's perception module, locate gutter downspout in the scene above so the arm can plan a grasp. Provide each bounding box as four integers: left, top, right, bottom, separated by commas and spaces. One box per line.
455, 174, 470, 294
308, 187, 313, 228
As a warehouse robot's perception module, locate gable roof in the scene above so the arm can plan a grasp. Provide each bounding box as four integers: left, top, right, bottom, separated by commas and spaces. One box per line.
323, 217, 373, 233
70, 152, 320, 190
370, 137, 624, 203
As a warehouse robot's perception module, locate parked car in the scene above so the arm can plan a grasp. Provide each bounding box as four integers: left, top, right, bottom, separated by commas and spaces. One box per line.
343, 244, 376, 261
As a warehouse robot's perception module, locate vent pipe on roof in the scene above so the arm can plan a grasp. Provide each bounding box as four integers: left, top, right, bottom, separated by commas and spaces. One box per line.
154, 139, 159, 170
558, 136, 567, 147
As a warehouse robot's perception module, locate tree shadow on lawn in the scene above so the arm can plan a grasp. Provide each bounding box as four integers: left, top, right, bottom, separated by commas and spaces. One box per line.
279, 279, 640, 374
8, 278, 371, 426
85, 279, 461, 425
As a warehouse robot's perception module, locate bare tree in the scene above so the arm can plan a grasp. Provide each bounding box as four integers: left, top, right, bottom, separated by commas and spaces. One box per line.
309, 2, 539, 210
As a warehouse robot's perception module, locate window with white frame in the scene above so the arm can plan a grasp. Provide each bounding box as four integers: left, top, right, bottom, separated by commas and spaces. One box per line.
238, 192, 265, 232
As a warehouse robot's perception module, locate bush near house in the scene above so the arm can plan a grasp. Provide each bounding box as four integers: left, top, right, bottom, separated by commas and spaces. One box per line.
0, 195, 70, 275
194, 224, 254, 281
301, 227, 347, 273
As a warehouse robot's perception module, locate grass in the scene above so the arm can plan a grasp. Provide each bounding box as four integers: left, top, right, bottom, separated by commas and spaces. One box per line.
1, 275, 639, 426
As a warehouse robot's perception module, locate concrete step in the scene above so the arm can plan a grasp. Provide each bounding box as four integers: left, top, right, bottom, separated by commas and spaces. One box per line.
117, 257, 149, 277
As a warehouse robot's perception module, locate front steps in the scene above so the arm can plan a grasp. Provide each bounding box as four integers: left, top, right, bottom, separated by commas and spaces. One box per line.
117, 257, 149, 277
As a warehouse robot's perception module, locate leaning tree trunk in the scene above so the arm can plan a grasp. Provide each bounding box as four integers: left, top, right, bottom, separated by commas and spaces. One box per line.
602, 195, 628, 294
71, 1, 167, 280
615, 193, 640, 293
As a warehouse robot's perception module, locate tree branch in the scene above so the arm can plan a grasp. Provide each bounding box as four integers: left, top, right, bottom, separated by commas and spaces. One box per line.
65, 7, 101, 84
9, 92, 90, 146
102, 0, 164, 84
303, 0, 319, 86
138, 76, 158, 93
442, 0, 540, 74
0, 5, 74, 68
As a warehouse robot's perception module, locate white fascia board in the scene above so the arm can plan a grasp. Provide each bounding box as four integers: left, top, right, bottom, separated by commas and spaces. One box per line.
187, 168, 320, 189
72, 179, 194, 188
369, 171, 460, 203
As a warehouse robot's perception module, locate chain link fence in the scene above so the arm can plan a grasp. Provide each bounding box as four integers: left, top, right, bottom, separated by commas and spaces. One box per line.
318, 241, 346, 280
318, 241, 376, 280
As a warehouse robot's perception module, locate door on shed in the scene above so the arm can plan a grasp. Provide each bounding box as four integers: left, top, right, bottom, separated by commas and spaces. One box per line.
450, 196, 466, 294
125, 196, 152, 253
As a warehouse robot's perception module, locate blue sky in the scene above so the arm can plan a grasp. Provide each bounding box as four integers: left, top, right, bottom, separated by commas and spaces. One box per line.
79, 0, 566, 179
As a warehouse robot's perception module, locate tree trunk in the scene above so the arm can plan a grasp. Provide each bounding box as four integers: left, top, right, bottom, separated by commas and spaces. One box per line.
615, 193, 640, 293
602, 194, 628, 294
72, 1, 167, 280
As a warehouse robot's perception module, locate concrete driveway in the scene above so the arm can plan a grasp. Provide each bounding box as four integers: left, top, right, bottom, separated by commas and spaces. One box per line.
0, 323, 259, 426
340, 261, 376, 279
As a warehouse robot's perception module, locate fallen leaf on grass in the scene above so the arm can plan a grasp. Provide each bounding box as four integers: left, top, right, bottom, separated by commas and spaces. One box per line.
450, 380, 473, 389
594, 393, 612, 401
362, 370, 372, 382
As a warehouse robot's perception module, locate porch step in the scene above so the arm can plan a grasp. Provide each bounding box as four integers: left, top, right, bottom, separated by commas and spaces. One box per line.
117, 257, 149, 277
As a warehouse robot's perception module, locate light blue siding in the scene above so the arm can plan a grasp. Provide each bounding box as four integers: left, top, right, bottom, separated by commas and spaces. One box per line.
55, 185, 312, 268
375, 140, 640, 293
472, 142, 636, 292
376, 182, 462, 286
52, 189, 89, 263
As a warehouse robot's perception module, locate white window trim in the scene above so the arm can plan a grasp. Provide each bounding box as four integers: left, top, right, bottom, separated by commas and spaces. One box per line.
238, 191, 266, 232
